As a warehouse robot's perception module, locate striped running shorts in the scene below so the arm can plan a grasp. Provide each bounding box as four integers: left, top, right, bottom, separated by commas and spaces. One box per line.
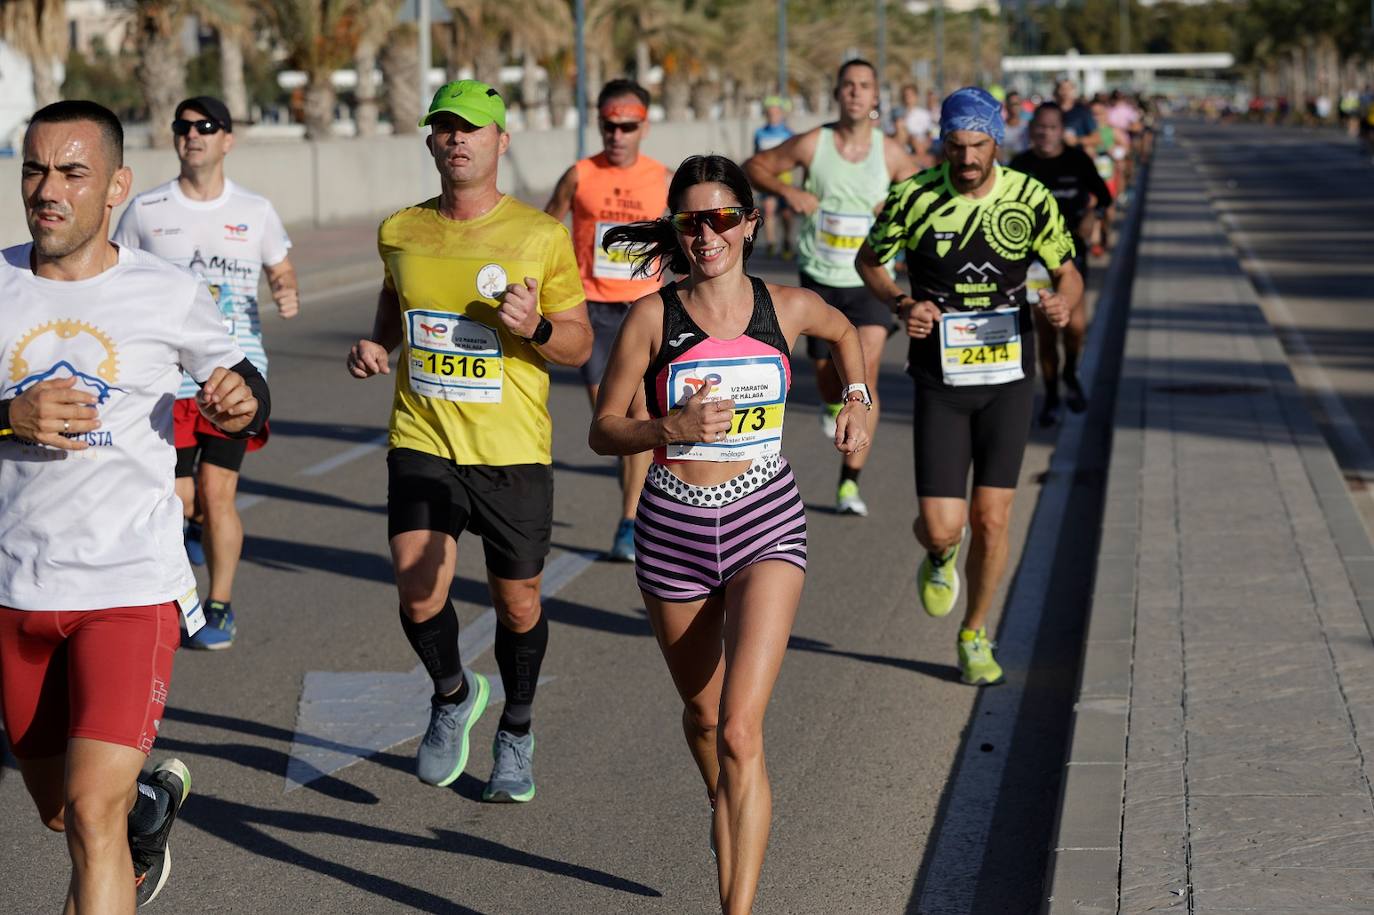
634, 453, 808, 602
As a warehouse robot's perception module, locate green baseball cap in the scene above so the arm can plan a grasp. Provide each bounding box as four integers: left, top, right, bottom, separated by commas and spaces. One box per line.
420, 79, 507, 131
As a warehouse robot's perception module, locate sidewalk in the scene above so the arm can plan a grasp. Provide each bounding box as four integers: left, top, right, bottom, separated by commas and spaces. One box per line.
1045, 136, 1374, 911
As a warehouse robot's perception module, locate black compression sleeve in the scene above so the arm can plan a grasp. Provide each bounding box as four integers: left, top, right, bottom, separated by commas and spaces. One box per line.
210, 358, 271, 439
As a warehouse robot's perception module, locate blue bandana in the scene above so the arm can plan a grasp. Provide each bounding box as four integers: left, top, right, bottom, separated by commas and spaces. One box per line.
940, 87, 1005, 144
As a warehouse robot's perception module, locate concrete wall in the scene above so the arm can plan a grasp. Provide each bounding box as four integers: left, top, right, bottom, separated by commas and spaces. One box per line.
0, 115, 824, 243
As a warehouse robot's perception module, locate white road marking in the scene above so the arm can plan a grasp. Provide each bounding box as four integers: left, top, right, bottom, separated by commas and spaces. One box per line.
284, 549, 600, 791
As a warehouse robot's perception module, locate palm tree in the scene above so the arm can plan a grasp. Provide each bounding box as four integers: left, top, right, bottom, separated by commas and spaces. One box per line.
197, 0, 254, 124
0, 0, 68, 108
379, 20, 420, 134
443, 0, 570, 125
353, 0, 403, 137
262, 0, 364, 139
132, 1, 191, 148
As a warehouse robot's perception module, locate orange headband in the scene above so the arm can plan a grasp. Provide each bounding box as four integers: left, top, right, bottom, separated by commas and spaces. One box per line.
600, 101, 647, 122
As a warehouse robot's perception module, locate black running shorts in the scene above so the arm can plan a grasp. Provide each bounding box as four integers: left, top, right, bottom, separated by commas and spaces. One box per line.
912, 379, 1035, 498
174, 438, 248, 476
386, 448, 552, 580
800, 272, 893, 359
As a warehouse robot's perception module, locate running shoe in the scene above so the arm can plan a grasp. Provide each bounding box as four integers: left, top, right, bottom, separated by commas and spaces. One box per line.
417, 670, 489, 787
1064, 375, 1087, 414
183, 521, 205, 567
182, 601, 234, 650
819, 402, 842, 440
608, 518, 636, 562
958, 627, 1005, 686
917, 543, 961, 618
131, 758, 191, 907
836, 480, 868, 516
482, 729, 536, 803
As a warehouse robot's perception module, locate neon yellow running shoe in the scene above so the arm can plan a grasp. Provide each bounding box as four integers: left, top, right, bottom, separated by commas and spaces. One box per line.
958, 627, 1005, 686
917, 543, 961, 617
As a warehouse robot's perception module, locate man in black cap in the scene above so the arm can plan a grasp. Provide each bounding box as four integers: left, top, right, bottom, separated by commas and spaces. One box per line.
113, 96, 299, 650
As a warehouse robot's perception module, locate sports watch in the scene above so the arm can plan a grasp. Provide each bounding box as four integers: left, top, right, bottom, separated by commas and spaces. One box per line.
526, 316, 553, 346
841, 383, 873, 410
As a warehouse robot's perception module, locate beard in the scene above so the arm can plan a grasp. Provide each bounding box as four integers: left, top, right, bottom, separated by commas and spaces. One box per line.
29, 208, 95, 258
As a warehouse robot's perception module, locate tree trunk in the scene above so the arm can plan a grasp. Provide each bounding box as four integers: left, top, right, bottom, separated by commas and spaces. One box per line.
520, 48, 545, 130
303, 76, 337, 140
218, 29, 249, 124
135, 12, 187, 148
690, 79, 717, 120
30, 55, 60, 107
548, 71, 572, 129
380, 24, 421, 135
475, 43, 503, 90
634, 38, 650, 83
662, 72, 690, 121
354, 40, 380, 137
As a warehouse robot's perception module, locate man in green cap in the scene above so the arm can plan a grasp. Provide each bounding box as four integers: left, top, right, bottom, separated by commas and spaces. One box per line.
346, 80, 591, 803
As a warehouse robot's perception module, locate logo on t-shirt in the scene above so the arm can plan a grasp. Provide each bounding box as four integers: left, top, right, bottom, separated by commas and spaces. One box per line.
982, 200, 1036, 260
224, 223, 249, 241
7, 319, 125, 448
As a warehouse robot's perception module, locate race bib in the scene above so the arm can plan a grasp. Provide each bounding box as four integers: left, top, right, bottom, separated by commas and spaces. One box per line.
594, 221, 636, 280
177, 588, 205, 636
405, 310, 503, 403
1025, 261, 1053, 304
815, 210, 872, 264
940, 307, 1025, 387
666, 355, 787, 462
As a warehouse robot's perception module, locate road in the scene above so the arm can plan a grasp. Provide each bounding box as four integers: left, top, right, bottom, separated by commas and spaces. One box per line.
1, 245, 1111, 912
1181, 119, 1374, 531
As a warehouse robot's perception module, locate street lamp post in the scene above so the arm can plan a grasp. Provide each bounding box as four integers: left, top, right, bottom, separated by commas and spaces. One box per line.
877, 0, 886, 108
778, 0, 788, 98
935, 0, 945, 97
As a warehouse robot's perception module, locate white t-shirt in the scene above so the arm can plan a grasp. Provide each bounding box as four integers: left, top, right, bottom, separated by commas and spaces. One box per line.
0, 243, 246, 611
113, 178, 290, 398
903, 106, 933, 141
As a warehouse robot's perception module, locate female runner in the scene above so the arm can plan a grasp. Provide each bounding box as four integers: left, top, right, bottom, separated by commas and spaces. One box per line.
590, 155, 871, 913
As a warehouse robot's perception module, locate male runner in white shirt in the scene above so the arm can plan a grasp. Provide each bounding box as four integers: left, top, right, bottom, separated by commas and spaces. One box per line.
1, 99, 268, 913
114, 95, 297, 649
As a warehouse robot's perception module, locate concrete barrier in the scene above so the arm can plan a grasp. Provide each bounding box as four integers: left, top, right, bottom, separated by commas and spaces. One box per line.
0, 115, 824, 243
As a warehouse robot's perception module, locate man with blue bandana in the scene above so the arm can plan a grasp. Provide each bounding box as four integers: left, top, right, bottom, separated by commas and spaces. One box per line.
856, 87, 1083, 685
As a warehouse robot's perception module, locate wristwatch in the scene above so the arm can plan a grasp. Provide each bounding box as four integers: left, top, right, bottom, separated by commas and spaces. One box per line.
891, 292, 913, 313
0, 399, 12, 437
841, 383, 873, 410
525, 316, 553, 346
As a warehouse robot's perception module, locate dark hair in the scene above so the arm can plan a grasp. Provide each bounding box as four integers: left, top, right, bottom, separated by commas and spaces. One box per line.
603, 154, 758, 278
26, 100, 124, 168
597, 78, 650, 110
1032, 101, 1064, 124
836, 58, 877, 87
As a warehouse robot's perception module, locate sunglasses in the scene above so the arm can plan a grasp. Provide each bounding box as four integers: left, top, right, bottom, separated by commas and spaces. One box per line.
172, 118, 223, 137
599, 120, 641, 134
667, 207, 756, 236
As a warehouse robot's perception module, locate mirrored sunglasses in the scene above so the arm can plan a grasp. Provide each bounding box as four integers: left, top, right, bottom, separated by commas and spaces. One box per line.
667, 206, 756, 236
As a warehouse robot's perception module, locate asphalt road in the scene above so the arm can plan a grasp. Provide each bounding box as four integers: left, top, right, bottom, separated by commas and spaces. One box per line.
1, 241, 1110, 913
1180, 119, 1374, 531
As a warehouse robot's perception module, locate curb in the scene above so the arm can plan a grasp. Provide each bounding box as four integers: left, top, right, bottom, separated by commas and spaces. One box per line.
1040, 156, 1153, 914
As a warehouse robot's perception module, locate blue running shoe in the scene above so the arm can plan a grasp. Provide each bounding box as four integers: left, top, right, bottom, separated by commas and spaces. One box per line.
608, 518, 636, 562
184, 521, 205, 567
482, 730, 536, 803
417, 670, 489, 787
183, 601, 234, 650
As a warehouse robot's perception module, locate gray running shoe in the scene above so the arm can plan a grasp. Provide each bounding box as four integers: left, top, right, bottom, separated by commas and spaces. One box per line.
416, 670, 489, 787
482, 730, 536, 803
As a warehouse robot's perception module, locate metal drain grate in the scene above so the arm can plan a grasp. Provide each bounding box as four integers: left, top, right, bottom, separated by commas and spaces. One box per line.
1151, 383, 1265, 396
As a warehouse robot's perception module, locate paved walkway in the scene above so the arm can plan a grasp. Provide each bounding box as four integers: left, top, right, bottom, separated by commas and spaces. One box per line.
1046, 134, 1374, 911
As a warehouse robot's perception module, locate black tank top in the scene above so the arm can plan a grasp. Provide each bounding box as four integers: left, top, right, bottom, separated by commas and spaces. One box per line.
643, 276, 789, 420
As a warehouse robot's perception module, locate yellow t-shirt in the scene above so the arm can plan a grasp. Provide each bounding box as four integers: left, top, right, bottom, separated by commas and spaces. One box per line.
380, 196, 584, 465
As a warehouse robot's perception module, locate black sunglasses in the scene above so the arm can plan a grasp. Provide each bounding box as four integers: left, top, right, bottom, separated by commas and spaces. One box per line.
600, 120, 641, 134
667, 207, 756, 236
172, 118, 222, 137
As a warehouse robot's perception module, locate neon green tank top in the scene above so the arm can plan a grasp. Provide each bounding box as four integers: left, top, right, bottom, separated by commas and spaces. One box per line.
797, 127, 891, 288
